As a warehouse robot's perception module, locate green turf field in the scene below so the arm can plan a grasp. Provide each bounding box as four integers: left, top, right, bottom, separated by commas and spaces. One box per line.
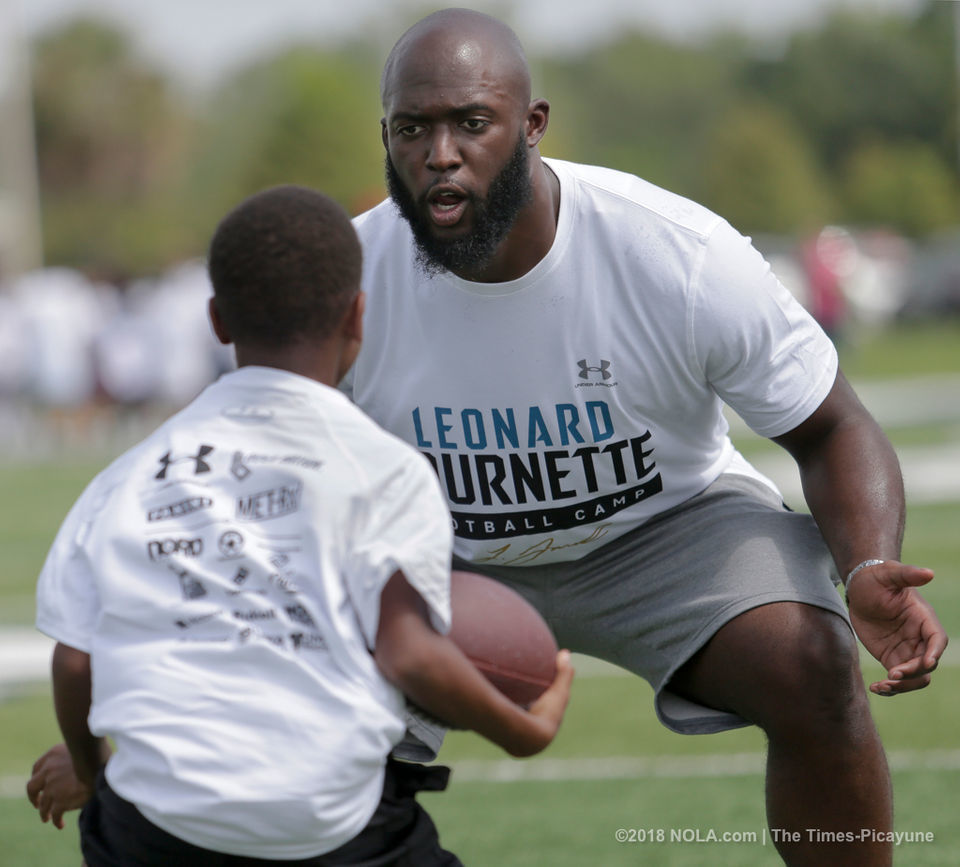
2, 661, 958, 865
1, 321, 958, 865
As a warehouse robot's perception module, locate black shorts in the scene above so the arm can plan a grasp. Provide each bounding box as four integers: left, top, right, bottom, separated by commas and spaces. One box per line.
79, 759, 463, 867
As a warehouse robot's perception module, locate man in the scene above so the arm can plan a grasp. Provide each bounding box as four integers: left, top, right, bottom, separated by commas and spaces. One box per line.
27, 184, 572, 866
342, 8, 947, 864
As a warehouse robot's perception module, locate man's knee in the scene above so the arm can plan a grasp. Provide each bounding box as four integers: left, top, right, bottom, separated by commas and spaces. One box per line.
763, 605, 867, 732
673, 602, 868, 733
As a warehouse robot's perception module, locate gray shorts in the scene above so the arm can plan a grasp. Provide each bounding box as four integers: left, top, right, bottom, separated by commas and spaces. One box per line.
452, 473, 850, 735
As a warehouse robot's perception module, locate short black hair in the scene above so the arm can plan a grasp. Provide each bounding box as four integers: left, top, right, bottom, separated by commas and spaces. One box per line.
208, 185, 361, 348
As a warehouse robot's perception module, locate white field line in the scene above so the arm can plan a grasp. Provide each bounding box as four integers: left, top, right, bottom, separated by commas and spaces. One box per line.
3, 750, 959, 798
444, 749, 960, 784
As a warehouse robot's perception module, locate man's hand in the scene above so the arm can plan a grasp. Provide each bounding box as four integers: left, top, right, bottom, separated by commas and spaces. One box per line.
25, 743, 91, 830
846, 560, 948, 696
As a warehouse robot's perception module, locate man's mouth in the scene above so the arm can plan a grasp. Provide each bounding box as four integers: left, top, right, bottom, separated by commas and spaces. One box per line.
427, 188, 469, 227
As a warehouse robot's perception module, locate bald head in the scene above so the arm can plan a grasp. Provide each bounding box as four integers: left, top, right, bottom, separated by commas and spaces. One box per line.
379, 8, 556, 282
381, 8, 531, 110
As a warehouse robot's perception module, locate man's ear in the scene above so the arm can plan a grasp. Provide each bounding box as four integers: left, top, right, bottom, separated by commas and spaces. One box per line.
525, 98, 550, 147
381, 119, 389, 151
208, 297, 233, 346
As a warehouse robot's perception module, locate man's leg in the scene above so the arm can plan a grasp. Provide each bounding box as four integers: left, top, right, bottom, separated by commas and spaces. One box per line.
670, 601, 891, 866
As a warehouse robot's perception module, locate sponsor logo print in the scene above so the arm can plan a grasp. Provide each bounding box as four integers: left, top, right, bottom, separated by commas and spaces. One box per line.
233, 608, 278, 621
154, 445, 214, 480
180, 575, 207, 599
291, 632, 327, 650
577, 359, 612, 381
175, 611, 221, 629
575, 359, 618, 388
218, 530, 245, 558
147, 496, 212, 522
221, 406, 275, 424
266, 553, 300, 594
167, 563, 208, 599
270, 573, 299, 595
227, 566, 252, 596
230, 451, 323, 481
236, 483, 302, 522
284, 603, 316, 627
147, 537, 203, 561
231, 452, 252, 481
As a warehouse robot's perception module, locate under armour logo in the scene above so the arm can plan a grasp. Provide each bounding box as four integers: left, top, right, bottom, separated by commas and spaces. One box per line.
155, 445, 214, 480
577, 359, 612, 380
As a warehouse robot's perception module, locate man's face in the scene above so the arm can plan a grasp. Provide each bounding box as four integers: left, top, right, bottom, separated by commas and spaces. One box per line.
385, 135, 531, 277
381, 49, 534, 277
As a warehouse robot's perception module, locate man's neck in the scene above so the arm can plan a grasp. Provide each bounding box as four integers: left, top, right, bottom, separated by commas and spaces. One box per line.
454, 159, 560, 284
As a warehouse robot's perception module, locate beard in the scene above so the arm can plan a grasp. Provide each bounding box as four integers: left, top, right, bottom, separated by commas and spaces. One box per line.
385, 136, 533, 278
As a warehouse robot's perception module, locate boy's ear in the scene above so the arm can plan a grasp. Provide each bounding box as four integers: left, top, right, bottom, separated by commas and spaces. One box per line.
208, 297, 233, 346
342, 290, 365, 343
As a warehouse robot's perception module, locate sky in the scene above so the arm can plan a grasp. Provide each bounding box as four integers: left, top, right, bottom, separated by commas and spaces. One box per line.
8, 0, 928, 91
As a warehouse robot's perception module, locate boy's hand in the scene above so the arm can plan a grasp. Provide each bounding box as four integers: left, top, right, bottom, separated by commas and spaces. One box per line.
524, 650, 575, 748
26, 743, 92, 830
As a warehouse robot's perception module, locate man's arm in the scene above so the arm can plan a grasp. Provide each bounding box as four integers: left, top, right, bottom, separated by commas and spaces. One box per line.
773, 370, 947, 695
374, 571, 573, 757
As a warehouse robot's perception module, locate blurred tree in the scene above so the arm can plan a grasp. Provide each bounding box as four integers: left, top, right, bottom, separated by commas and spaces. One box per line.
841, 139, 960, 236
910, 0, 959, 164
701, 101, 834, 235
746, 3, 956, 174
188, 43, 385, 239
31, 18, 196, 275
25, 1, 960, 279
540, 32, 747, 197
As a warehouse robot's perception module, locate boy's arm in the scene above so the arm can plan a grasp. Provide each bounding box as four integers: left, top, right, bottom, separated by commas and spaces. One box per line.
26, 643, 113, 829
51, 642, 111, 787
27, 643, 112, 828
374, 571, 573, 758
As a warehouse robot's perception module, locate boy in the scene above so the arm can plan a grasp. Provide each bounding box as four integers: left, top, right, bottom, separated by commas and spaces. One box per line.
27, 185, 572, 865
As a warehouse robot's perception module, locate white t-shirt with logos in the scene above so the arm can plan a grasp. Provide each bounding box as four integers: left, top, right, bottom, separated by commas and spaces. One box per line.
345, 157, 837, 567
35, 366, 453, 859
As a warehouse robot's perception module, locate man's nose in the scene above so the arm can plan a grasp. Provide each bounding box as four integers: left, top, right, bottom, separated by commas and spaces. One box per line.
426, 127, 461, 172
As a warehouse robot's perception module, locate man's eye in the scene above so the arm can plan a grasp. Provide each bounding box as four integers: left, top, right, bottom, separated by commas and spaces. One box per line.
461, 119, 488, 131
397, 125, 424, 136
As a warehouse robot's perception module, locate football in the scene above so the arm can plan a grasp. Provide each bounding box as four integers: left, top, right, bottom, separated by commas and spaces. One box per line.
449, 570, 558, 707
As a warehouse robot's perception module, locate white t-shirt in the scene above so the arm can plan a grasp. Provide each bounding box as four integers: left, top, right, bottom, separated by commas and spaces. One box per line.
345, 158, 837, 567
36, 366, 453, 859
